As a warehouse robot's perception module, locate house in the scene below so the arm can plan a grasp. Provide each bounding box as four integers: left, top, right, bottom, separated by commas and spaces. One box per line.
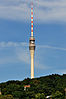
24, 85, 30, 91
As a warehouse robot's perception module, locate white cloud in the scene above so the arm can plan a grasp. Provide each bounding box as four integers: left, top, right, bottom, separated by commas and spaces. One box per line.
0, 42, 66, 51
0, 42, 66, 71
0, 42, 29, 65
0, 42, 49, 70
37, 45, 66, 51
0, 0, 66, 22
0, 42, 28, 47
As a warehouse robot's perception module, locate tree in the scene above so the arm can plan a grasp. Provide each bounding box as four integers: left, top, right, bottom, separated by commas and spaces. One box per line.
0, 94, 14, 99
52, 91, 63, 99
35, 93, 45, 99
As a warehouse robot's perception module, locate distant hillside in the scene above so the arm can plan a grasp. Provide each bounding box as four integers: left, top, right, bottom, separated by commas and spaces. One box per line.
0, 74, 66, 99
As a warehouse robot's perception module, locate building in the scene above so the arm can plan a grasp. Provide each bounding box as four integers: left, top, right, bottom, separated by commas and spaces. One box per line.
24, 85, 30, 91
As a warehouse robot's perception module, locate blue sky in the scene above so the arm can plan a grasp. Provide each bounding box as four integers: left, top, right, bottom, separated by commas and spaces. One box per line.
0, 0, 66, 82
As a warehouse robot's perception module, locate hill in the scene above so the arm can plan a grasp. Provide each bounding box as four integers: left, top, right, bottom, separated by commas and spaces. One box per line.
0, 74, 66, 99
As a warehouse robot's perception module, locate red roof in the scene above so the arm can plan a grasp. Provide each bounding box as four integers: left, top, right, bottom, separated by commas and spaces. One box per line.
24, 85, 30, 88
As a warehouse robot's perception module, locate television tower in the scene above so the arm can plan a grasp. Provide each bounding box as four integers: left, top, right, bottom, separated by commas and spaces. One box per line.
29, 0, 36, 79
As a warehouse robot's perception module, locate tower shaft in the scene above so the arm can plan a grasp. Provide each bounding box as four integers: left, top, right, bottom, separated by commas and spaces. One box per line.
30, 50, 34, 79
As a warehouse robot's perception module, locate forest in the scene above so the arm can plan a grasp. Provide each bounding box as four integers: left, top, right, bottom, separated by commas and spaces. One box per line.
0, 74, 66, 99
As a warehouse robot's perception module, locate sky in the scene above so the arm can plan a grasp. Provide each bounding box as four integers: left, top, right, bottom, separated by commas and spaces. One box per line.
0, 0, 66, 82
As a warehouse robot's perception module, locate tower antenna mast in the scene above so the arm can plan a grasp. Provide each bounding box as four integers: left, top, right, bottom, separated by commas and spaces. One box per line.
31, 0, 33, 37
29, 0, 36, 79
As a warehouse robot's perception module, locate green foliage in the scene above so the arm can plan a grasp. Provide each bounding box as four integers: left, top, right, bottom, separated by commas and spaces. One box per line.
35, 93, 45, 99
0, 94, 14, 99
52, 91, 64, 99
0, 74, 66, 99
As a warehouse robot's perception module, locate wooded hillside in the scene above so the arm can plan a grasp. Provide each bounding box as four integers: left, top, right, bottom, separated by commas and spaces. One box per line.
0, 74, 66, 99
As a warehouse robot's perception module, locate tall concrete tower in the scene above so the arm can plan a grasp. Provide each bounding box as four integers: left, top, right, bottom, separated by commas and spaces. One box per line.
29, 1, 36, 79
